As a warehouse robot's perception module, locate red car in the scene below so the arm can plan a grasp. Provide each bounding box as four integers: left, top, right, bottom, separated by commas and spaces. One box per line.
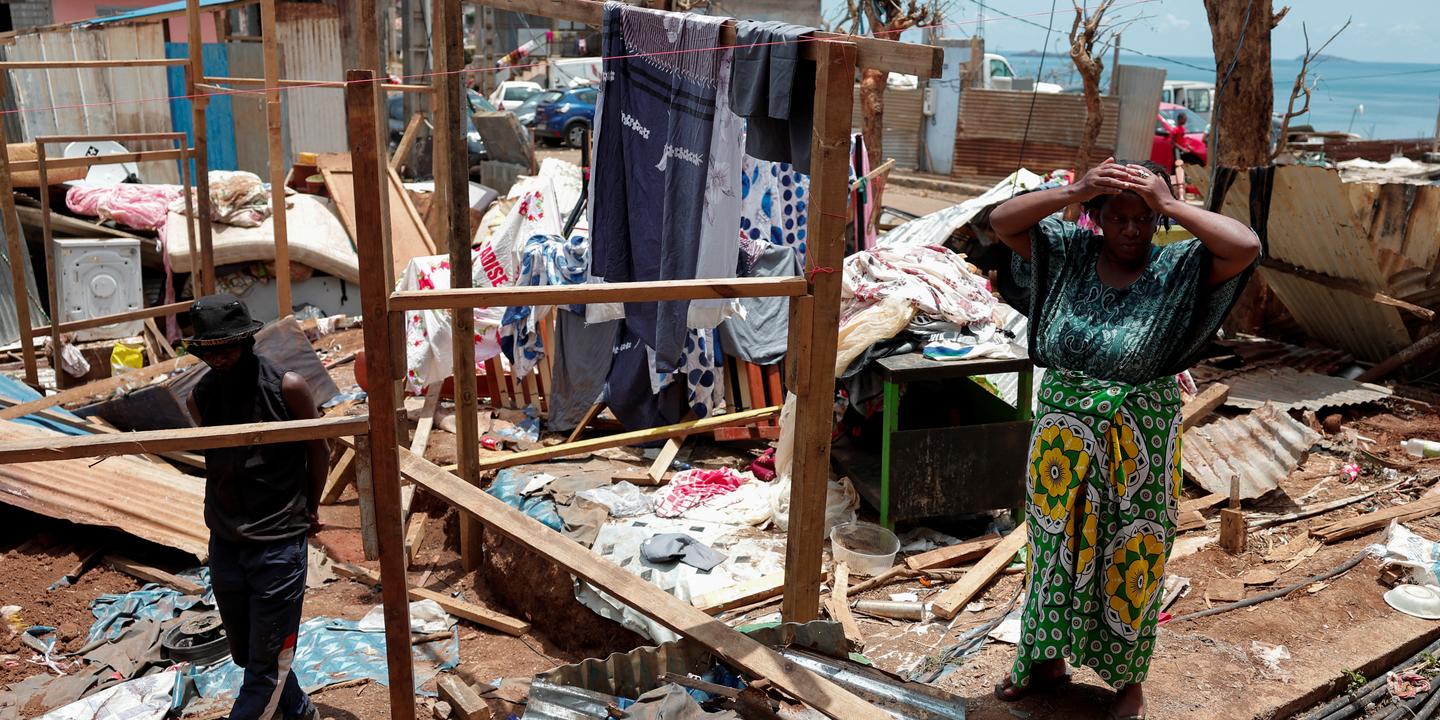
1151, 102, 1208, 170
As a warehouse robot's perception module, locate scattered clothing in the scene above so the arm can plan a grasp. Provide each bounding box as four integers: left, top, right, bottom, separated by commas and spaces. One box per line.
654, 468, 751, 518
172, 171, 275, 228
66, 184, 181, 231
921, 340, 1017, 362
604, 327, 690, 431
718, 241, 800, 366
641, 533, 728, 572
739, 157, 809, 266
591, 3, 727, 374
689, 45, 743, 329
546, 311, 620, 432
668, 328, 725, 419
730, 20, 816, 174
501, 233, 591, 379
399, 253, 505, 395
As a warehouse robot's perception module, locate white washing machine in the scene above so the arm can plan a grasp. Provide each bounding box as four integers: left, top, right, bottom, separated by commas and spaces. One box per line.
54, 238, 144, 342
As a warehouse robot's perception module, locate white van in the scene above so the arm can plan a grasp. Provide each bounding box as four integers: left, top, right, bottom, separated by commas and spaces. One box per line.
1162, 80, 1215, 122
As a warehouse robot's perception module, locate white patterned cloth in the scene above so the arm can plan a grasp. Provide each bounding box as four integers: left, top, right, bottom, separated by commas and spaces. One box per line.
399, 254, 504, 395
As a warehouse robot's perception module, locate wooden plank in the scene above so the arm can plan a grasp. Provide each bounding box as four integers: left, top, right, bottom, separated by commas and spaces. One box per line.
781, 39, 855, 623
335, 561, 530, 636
31, 300, 192, 336
391, 277, 809, 312
696, 573, 785, 615
409, 385, 441, 456
354, 434, 379, 560
8, 148, 187, 173
390, 111, 424, 169
398, 448, 884, 719
1181, 383, 1229, 430
931, 524, 1027, 620
648, 437, 682, 482
828, 563, 864, 649
0, 415, 368, 464
566, 402, 605, 444
35, 143, 63, 376
105, 555, 204, 595
1311, 495, 1440, 543
904, 533, 1002, 571
0, 355, 199, 421
0, 73, 39, 386
468, 0, 941, 77
440, 406, 781, 473
436, 675, 492, 720
257, 0, 290, 315
320, 446, 356, 505
404, 513, 427, 564
144, 318, 176, 359
1180, 492, 1228, 514
0, 396, 203, 468
0, 58, 188, 69
344, 68, 416, 718
317, 152, 436, 278
1261, 258, 1435, 321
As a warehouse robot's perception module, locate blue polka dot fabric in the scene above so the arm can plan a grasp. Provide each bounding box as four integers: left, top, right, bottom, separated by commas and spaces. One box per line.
739, 157, 809, 268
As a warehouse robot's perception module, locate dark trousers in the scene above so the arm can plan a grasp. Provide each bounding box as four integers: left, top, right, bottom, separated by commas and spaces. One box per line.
209, 534, 313, 720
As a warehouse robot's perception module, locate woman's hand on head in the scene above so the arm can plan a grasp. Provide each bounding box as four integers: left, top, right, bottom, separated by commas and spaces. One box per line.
1116, 164, 1175, 214
1074, 157, 1132, 201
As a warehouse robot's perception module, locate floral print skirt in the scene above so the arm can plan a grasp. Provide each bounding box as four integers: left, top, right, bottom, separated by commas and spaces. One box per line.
1012, 369, 1183, 689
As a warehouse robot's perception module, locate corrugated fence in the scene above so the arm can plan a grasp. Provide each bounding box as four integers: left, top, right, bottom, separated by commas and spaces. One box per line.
952, 89, 1120, 184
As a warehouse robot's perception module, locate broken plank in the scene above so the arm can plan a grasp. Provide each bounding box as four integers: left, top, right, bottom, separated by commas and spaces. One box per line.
648, 437, 682, 482
1176, 509, 1207, 533
354, 435, 379, 561
0, 415, 368, 464
409, 385, 441, 456
931, 524, 1027, 620
105, 555, 203, 595
1181, 383, 1229, 430
566, 401, 604, 444
1310, 495, 1440, 543
828, 563, 864, 650
1179, 493, 1228, 514
397, 448, 885, 719
904, 533, 1001, 571
335, 561, 530, 636
697, 573, 785, 615
440, 406, 781, 473
436, 675, 492, 720
404, 513, 427, 565
320, 447, 357, 505
611, 470, 671, 487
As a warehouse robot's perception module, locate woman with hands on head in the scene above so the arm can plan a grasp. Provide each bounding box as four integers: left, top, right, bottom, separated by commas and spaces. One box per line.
986, 158, 1260, 720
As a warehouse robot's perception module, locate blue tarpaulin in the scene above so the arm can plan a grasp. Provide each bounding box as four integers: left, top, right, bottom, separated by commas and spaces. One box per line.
0, 374, 90, 436
76, 0, 240, 25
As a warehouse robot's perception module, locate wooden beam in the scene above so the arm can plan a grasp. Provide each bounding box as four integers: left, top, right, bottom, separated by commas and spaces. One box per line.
648, 437, 682, 482
390, 112, 426, 169
32, 132, 187, 143
0, 416, 369, 464
930, 524, 1027, 620
404, 513, 427, 564
466, 0, 942, 77
783, 39, 854, 624
398, 448, 884, 719
696, 573, 784, 615
566, 401, 605, 444
1357, 330, 1440, 383
408, 385, 441, 456
31, 300, 192, 336
1181, 382, 1229, 430
345, 67, 417, 719
0, 58, 189, 69
35, 144, 61, 381
0, 355, 199, 421
320, 446, 357, 504
435, 676, 491, 720
184, 0, 216, 296
144, 318, 176, 360
1310, 495, 1440, 543
0, 397, 204, 469
8, 148, 188, 173
439, 406, 781, 472
203, 75, 434, 92
1261, 258, 1435, 321
391, 277, 809, 312
827, 563, 864, 650
335, 562, 530, 636
0, 72, 39, 386
355, 434, 379, 560
259, 0, 291, 316
904, 533, 1002, 571
105, 555, 204, 595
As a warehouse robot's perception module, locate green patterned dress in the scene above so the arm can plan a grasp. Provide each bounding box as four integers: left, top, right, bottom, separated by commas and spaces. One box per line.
1009, 217, 1253, 688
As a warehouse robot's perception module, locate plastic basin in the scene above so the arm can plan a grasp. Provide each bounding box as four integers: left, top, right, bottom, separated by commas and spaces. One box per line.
830, 521, 900, 577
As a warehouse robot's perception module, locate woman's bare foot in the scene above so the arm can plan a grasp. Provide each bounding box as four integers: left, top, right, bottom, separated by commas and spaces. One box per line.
1109, 682, 1146, 719
994, 659, 1070, 701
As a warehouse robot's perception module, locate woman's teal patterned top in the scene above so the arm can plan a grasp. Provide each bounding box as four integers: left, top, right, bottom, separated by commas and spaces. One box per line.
1013, 216, 1255, 384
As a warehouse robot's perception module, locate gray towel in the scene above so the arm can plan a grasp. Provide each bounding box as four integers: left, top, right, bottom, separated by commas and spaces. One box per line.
640, 533, 728, 572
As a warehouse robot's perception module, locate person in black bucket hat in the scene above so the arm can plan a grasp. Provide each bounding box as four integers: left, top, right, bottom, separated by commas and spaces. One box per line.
185, 294, 325, 720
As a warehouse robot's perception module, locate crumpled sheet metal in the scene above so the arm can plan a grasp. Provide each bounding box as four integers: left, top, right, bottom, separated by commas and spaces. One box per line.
1183, 402, 1321, 500
1223, 367, 1392, 412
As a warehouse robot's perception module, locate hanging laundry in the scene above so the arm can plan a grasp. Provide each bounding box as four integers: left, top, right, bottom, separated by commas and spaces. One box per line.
501, 233, 592, 379
739, 157, 809, 266
851, 133, 878, 252
719, 241, 800, 366
605, 326, 691, 431
589, 3, 729, 374
547, 310, 621, 432
399, 254, 505, 395
688, 45, 743, 329
730, 21, 817, 174
670, 327, 725, 419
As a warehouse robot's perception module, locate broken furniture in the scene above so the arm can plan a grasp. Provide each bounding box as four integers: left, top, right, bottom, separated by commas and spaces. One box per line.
835, 347, 1033, 529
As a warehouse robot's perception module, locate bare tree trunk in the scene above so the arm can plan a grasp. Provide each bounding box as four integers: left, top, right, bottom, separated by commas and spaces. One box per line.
1069, 0, 1113, 176
1203, 0, 1284, 168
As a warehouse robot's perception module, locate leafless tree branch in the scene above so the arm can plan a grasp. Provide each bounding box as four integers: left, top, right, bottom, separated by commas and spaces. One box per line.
1272, 17, 1350, 160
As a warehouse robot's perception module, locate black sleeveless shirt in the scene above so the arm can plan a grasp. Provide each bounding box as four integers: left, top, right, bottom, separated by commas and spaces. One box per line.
193, 353, 311, 543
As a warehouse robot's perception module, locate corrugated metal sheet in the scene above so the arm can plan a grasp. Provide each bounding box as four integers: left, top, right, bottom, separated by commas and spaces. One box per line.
952, 89, 1120, 183
278, 2, 347, 156
852, 86, 923, 170
1202, 164, 1415, 361
0, 421, 207, 557
1224, 367, 1392, 411
1183, 402, 1319, 500
0, 211, 49, 347
1192, 337, 1351, 386
1112, 64, 1165, 161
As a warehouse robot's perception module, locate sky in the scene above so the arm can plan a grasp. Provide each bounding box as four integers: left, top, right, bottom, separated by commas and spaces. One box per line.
820, 0, 1440, 65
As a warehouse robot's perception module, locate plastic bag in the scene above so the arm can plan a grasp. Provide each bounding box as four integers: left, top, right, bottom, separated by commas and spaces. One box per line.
111, 341, 145, 375
59, 343, 91, 378
1369, 522, 1440, 585
358, 599, 452, 634
578, 481, 652, 518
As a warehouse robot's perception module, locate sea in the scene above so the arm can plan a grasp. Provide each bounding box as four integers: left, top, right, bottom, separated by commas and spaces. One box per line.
1001, 52, 1440, 141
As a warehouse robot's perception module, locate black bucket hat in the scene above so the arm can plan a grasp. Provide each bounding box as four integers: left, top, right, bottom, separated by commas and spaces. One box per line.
185, 293, 263, 347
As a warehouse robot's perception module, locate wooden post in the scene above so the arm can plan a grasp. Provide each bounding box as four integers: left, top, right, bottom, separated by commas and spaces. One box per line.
1109, 34, 1121, 95
782, 39, 856, 624
1219, 474, 1246, 554
433, 0, 483, 572
967, 36, 984, 89
0, 73, 39, 387
185, 0, 217, 295
345, 68, 417, 720
34, 144, 61, 374
259, 0, 292, 315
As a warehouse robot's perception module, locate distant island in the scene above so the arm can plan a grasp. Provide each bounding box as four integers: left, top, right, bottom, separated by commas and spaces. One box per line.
1304, 53, 1356, 63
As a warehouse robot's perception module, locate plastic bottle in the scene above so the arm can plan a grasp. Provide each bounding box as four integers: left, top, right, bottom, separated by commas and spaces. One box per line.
1402, 439, 1440, 459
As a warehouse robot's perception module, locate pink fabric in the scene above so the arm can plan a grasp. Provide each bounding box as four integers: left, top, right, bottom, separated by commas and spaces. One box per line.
653, 468, 749, 518
66, 184, 182, 231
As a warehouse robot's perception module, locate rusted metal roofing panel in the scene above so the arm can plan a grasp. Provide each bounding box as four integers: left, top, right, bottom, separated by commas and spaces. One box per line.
1183, 402, 1319, 500
1224, 367, 1392, 411
952, 89, 1119, 183
0, 421, 207, 557
852, 86, 923, 170
1261, 271, 1411, 362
